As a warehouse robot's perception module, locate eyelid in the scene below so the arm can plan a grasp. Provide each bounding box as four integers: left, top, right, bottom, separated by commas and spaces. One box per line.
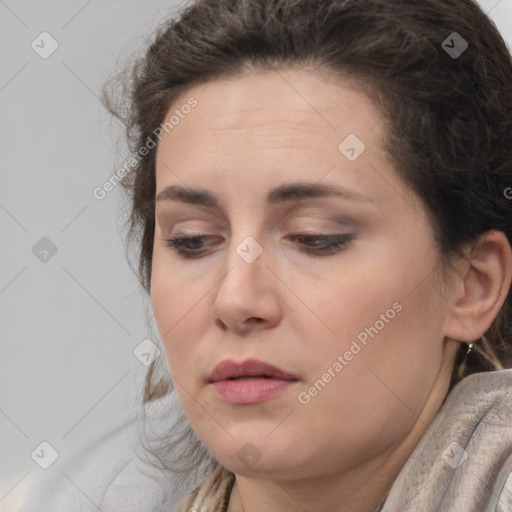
167, 216, 357, 229
158, 209, 360, 237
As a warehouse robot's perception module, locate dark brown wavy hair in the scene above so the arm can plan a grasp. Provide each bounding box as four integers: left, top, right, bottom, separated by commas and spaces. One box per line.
103, 0, 512, 486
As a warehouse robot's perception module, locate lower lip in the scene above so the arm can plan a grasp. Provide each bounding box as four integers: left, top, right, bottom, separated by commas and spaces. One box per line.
211, 378, 297, 404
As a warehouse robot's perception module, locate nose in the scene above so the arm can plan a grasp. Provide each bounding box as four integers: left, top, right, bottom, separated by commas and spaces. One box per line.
209, 238, 282, 333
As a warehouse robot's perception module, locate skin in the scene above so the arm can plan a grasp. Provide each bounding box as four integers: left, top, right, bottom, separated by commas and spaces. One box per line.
150, 67, 512, 512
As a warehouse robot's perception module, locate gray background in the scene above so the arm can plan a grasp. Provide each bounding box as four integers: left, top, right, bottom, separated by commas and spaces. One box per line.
0, 0, 511, 509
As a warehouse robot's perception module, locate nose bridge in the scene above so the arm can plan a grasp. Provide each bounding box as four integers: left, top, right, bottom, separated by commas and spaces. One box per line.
210, 229, 280, 330
219, 232, 266, 298
221, 205, 267, 279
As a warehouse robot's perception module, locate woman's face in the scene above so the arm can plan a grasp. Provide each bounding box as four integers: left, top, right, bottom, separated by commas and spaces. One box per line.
151, 68, 461, 481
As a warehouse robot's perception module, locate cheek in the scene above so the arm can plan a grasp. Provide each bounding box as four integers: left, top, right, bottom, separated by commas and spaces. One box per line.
300, 259, 406, 357
298, 245, 446, 402
308, 270, 446, 416
150, 252, 208, 376
290, 294, 444, 468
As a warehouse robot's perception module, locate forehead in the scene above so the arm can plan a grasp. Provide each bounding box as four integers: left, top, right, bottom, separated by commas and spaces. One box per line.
155, 68, 390, 188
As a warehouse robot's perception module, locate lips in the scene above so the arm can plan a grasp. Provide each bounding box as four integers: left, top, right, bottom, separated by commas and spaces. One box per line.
209, 358, 298, 383
209, 358, 299, 405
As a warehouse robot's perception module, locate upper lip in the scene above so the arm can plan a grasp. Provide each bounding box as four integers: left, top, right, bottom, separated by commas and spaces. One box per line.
209, 358, 299, 382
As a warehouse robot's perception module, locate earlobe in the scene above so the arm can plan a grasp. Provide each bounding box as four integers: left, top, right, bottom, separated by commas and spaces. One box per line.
443, 230, 512, 344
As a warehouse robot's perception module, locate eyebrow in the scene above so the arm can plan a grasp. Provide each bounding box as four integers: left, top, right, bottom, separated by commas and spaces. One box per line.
155, 182, 374, 207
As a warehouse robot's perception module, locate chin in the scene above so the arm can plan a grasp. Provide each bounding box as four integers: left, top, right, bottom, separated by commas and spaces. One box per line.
209, 435, 308, 477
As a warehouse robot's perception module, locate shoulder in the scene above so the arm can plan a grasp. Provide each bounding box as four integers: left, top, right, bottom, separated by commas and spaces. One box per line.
19, 392, 182, 512
382, 369, 512, 511
436, 368, 512, 438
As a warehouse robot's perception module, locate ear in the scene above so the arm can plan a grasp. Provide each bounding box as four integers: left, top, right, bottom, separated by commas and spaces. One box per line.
443, 230, 512, 343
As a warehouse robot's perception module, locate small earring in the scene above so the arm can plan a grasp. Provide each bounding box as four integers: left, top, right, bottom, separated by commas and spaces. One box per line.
456, 341, 474, 379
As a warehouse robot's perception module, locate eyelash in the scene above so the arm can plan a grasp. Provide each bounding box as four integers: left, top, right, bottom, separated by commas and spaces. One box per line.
164, 234, 353, 258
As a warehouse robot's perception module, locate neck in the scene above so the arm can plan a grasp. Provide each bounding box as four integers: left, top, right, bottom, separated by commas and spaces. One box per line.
226, 457, 397, 512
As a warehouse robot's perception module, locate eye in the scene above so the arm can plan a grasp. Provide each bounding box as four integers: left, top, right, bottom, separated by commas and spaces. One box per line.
165, 235, 215, 258
164, 234, 353, 258
291, 234, 353, 256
